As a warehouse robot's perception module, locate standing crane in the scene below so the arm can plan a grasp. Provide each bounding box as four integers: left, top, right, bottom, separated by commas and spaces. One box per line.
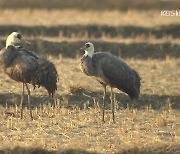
0, 32, 58, 119
80, 42, 141, 123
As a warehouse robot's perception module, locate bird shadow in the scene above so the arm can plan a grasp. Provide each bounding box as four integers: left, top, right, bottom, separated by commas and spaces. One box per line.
0, 146, 97, 154
0, 89, 179, 111
0, 93, 48, 107
60, 90, 180, 111
0, 144, 179, 154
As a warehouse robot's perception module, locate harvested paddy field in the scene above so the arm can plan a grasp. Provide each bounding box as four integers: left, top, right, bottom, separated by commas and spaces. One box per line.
0, 3, 179, 153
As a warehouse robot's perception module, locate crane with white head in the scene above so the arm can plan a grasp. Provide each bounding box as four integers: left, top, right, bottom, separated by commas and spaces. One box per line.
80, 42, 141, 123
0, 32, 59, 119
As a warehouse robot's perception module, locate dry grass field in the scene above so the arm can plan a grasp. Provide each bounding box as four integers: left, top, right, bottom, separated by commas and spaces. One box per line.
0, 3, 180, 154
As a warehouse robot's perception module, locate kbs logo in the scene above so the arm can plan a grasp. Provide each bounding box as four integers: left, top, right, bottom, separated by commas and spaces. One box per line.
161, 10, 180, 16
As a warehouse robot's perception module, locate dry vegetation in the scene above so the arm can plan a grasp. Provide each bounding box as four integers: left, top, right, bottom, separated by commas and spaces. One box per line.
0, 3, 180, 154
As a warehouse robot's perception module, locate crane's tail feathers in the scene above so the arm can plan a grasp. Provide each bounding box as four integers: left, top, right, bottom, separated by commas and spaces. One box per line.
33, 59, 58, 98
128, 70, 141, 100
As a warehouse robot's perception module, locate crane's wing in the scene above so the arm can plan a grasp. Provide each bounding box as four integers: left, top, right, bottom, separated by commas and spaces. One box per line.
15, 46, 39, 59
5, 52, 38, 83
97, 53, 140, 100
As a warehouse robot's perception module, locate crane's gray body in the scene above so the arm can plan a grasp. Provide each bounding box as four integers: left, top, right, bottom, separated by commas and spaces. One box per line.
0, 45, 58, 97
80, 52, 141, 100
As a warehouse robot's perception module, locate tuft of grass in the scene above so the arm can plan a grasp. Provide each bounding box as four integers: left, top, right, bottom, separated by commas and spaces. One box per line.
155, 114, 167, 127
68, 82, 88, 95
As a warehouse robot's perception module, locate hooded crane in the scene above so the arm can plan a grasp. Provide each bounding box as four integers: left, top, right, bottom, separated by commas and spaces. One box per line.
0, 32, 58, 119
80, 42, 141, 123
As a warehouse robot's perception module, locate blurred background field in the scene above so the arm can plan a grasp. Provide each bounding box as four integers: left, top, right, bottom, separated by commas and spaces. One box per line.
0, 0, 179, 153
0, 0, 180, 10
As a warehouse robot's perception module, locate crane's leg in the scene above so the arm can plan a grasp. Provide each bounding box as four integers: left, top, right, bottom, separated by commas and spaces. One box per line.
102, 85, 106, 123
110, 87, 115, 123
20, 83, 24, 119
25, 83, 33, 120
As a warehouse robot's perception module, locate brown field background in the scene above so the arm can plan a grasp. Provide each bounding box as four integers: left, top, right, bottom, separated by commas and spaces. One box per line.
0, 0, 180, 154
0, 0, 180, 10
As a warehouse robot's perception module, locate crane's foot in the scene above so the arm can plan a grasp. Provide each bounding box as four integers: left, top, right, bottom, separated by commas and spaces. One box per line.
29, 109, 33, 120
102, 118, 105, 124
30, 114, 33, 120
102, 110, 106, 124
112, 112, 115, 124
20, 110, 23, 119
112, 118, 116, 124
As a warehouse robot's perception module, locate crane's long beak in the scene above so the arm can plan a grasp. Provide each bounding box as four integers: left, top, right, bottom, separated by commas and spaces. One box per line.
79, 46, 86, 52
22, 40, 31, 45
16, 39, 31, 47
